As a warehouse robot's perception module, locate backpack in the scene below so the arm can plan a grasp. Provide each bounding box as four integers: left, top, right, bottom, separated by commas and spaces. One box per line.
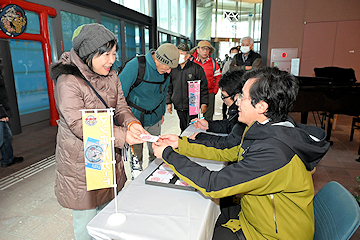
117, 55, 169, 125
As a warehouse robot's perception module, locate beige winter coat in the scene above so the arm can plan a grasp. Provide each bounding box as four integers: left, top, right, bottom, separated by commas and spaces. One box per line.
50, 49, 139, 210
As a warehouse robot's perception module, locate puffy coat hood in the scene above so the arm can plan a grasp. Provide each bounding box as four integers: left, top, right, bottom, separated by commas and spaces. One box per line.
244, 116, 330, 170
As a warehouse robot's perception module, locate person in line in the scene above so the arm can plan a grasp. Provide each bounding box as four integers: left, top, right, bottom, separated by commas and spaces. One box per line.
50, 23, 147, 240
190, 69, 246, 148
0, 58, 24, 168
230, 36, 261, 71
222, 47, 239, 75
119, 43, 179, 167
190, 41, 221, 121
152, 67, 330, 239
221, 46, 240, 119
166, 43, 209, 133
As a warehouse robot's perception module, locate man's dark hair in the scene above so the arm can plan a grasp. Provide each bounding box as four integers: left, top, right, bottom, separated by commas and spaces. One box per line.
218, 69, 246, 97
242, 67, 299, 122
229, 47, 239, 53
81, 39, 119, 72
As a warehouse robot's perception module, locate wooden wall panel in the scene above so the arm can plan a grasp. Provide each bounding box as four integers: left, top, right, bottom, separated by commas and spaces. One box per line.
299, 22, 337, 77
333, 20, 360, 81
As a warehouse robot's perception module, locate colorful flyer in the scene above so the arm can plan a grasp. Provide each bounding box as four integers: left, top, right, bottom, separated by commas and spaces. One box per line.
82, 110, 114, 191
188, 80, 200, 116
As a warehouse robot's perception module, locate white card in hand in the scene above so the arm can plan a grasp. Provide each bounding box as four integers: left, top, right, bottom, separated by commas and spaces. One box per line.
140, 134, 159, 142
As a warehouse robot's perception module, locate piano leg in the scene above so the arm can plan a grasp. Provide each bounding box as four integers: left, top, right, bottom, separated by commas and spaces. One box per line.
301, 112, 308, 124
326, 113, 334, 146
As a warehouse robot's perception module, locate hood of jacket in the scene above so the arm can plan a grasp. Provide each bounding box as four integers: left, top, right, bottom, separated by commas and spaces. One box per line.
50, 48, 106, 83
244, 116, 330, 171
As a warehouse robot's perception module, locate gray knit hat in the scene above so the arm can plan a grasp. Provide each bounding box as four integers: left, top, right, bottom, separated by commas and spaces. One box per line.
72, 23, 117, 58
155, 43, 179, 68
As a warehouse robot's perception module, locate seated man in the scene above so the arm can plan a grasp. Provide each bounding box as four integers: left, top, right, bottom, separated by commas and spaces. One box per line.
190, 70, 246, 148
153, 67, 330, 240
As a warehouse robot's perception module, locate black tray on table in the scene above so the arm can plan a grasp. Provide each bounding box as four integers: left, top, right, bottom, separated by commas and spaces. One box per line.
145, 162, 195, 191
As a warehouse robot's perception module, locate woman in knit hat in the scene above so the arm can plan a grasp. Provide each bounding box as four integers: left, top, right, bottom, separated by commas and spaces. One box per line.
50, 23, 148, 240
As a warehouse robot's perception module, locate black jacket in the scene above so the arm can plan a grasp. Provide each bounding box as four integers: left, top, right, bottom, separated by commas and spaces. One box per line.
0, 67, 10, 119
194, 122, 246, 148
195, 102, 245, 148
230, 50, 262, 71
166, 61, 209, 111
207, 102, 238, 134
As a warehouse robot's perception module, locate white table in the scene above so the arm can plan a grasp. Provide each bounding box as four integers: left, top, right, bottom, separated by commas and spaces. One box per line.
87, 125, 225, 240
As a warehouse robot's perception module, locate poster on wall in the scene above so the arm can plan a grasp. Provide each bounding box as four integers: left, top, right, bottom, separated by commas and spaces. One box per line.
0, 4, 27, 37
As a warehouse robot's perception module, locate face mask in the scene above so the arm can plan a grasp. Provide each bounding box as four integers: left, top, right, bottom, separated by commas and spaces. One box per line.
230, 53, 236, 58
178, 54, 186, 64
240, 46, 250, 54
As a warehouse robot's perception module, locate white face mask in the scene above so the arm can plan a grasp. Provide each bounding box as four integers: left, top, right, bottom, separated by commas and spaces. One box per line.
230, 53, 237, 58
178, 54, 186, 64
240, 46, 251, 54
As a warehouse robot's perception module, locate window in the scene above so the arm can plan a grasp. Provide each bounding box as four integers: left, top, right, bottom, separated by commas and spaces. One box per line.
111, 0, 151, 16
145, 27, 150, 53
125, 22, 142, 59
158, 0, 169, 29
60, 11, 95, 52
9, 40, 49, 115
101, 15, 122, 67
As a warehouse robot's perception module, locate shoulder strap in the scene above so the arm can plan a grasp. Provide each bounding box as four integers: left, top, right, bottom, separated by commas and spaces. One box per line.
128, 55, 146, 93
82, 77, 109, 109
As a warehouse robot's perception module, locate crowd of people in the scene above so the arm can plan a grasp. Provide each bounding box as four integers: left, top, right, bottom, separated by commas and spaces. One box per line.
1, 23, 330, 240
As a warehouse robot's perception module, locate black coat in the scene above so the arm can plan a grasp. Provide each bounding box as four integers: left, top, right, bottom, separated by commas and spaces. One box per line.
207, 102, 239, 134
0, 67, 10, 118
166, 61, 209, 111
194, 102, 246, 148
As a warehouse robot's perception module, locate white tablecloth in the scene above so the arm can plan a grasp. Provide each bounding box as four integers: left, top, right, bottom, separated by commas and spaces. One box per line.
87, 125, 225, 240
87, 158, 223, 240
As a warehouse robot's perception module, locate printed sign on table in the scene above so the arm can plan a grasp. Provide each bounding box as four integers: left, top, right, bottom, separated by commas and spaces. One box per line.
188, 80, 200, 116
82, 111, 114, 191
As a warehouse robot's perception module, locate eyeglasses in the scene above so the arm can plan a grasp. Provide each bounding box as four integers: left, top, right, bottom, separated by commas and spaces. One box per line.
221, 94, 233, 101
235, 93, 251, 103
200, 47, 210, 51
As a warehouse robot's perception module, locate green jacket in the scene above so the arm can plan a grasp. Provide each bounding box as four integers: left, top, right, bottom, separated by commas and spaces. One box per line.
119, 51, 170, 127
162, 117, 330, 239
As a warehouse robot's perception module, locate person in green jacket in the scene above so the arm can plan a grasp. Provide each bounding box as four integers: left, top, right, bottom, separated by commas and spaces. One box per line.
153, 67, 330, 239
119, 43, 179, 167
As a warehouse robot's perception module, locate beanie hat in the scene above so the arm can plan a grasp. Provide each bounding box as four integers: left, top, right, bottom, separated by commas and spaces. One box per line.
155, 43, 179, 68
177, 43, 190, 52
197, 40, 215, 54
72, 23, 117, 58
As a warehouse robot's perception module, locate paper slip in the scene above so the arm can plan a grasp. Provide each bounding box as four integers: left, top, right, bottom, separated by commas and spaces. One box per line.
159, 163, 172, 171
147, 176, 170, 183
175, 179, 190, 186
140, 134, 159, 142
152, 170, 175, 179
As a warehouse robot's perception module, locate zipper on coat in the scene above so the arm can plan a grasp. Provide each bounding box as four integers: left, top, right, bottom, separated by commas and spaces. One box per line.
270, 194, 278, 234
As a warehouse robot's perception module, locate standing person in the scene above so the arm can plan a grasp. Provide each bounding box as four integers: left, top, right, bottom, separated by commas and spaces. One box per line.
222, 47, 239, 74
230, 36, 262, 71
50, 23, 147, 240
190, 40, 221, 121
0, 58, 24, 168
166, 43, 209, 132
221, 46, 239, 119
153, 67, 330, 239
119, 43, 179, 167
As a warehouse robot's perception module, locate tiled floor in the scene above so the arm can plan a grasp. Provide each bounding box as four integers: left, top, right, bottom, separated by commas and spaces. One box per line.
1, 93, 360, 239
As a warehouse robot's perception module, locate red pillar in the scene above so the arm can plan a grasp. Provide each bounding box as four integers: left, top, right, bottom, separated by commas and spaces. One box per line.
0, 0, 58, 126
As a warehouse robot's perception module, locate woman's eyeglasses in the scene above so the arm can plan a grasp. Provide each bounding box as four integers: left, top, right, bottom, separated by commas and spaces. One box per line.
221, 94, 233, 101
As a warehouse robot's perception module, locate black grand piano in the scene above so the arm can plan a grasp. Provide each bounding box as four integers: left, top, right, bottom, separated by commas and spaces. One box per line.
292, 76, 360, 143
